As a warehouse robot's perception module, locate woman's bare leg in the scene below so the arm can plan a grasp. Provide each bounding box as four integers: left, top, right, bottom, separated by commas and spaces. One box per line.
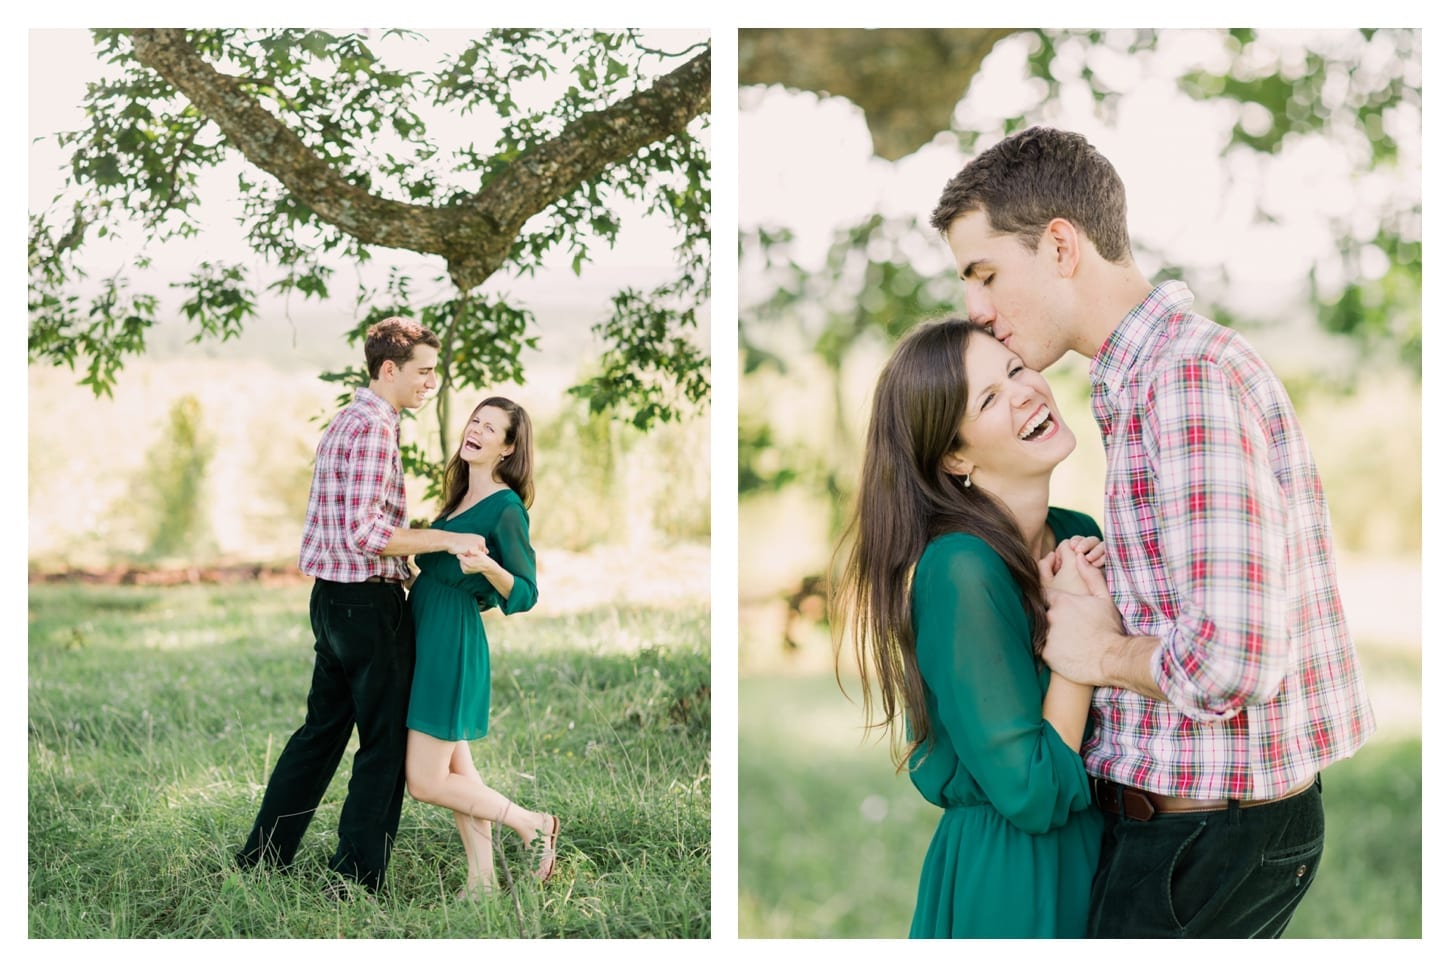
448, 742, 497, 895
407, 729, 557, 880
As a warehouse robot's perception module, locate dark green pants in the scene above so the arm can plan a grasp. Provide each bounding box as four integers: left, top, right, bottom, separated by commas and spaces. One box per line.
1087, 777, 1324, 937
237, 579, 415, 892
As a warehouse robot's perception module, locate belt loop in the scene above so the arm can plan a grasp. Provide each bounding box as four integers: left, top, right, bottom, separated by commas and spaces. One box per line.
1315, 773, 1323, 793
1114, 785, 1126, 819
1226, 798, 1241, 826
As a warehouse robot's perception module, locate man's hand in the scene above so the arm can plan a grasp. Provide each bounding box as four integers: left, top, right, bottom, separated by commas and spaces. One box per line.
1040, 547, 1120, 684
446, 532, 487, 557
1042, 549, 1166, 699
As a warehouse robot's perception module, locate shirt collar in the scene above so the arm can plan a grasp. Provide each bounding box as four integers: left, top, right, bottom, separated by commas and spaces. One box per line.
1089, 279, 1196, 399
354, 386, 401, 429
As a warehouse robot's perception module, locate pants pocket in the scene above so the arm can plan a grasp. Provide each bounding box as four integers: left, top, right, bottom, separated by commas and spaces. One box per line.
1260, 831, 1324, 896
1163, 819, 1221, 932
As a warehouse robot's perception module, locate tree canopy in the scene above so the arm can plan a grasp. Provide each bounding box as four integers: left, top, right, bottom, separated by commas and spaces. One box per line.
739, 28, 1420, 506
29, 28, 711, 473
740, 27, 1419, 376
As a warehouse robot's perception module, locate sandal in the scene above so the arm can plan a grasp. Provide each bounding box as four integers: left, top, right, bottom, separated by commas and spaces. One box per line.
533, 814, 560, 883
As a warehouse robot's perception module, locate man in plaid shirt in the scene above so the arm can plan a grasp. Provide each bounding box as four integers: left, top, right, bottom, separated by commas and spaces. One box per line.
931, 127, 1375, 937
237, 317, 487, 895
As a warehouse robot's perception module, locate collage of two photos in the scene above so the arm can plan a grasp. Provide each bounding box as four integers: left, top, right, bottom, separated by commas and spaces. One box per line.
26, 25, 1421, 942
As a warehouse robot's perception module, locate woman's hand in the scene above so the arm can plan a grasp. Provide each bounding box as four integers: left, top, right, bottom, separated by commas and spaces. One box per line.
1066, 535, 1106, 568
1038, 536, 1107, 583
1040, 547, 1086, 595
456, 543, 494, 575
1038, 543, 1110, 597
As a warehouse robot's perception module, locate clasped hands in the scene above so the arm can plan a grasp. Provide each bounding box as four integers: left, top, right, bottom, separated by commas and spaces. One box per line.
447, 533, 494, 574
1037, 536, 1130, 686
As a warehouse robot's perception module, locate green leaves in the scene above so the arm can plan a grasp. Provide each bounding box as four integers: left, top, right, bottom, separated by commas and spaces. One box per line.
1019, 28, 1421, 372
569, 285, 710, 431
173, 262, 257, 343
31, 28, 711, 467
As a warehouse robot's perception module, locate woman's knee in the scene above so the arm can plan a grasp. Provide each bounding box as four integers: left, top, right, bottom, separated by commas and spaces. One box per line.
405, 762, 440, 803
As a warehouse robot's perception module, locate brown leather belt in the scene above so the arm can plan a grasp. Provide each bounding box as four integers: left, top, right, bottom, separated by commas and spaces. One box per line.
1092, 774, 1317, 822
364, 575, 403, 584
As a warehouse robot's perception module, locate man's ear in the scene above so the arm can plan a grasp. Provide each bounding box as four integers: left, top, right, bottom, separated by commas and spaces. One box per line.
1046, 216, 1081, 277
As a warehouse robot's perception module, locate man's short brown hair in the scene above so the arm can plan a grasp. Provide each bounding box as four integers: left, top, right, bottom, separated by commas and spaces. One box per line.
364, 316, 441, 379
930, 126, 1132, 264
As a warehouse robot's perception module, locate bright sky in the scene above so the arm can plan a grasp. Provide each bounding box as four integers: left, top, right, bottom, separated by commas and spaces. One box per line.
738, 28, 1421, 333
27, 28, 711, 331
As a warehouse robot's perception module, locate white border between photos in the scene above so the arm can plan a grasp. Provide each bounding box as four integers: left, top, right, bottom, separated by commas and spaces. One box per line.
10, 0, 1441, 960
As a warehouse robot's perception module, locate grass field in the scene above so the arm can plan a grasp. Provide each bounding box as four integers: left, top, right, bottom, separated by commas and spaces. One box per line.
28, 582, 710, 939
739, 668, 1421, 939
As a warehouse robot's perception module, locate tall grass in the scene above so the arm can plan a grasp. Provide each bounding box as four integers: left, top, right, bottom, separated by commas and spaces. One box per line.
28, 583, 710, 938
739, 671, 1420, 939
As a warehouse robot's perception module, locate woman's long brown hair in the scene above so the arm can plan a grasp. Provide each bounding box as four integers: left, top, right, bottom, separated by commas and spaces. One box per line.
436, 396, 535, 520
829, 320, 1049, 772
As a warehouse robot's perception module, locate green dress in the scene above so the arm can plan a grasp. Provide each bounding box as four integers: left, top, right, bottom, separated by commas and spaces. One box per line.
906, 507, 1105, 938
406, 488, 538, 741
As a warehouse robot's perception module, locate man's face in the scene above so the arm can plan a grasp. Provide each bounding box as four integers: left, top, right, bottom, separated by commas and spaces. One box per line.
944, 210, 1073, 371
382, 345, 440, 410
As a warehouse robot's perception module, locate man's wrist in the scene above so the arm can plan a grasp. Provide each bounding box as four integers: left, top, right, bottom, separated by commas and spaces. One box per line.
1101, 633, 1168, 700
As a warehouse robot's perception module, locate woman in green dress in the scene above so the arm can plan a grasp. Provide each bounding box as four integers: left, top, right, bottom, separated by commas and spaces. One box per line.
403, 396, 558, 899
832, 319, 1109, 937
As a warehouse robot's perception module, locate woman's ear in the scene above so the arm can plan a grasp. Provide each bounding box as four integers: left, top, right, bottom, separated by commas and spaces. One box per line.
941, 449, 974, 479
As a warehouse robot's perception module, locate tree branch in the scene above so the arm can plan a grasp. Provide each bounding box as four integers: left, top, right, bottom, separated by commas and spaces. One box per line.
128, 29, 452, 252
445, 46, 711, 289
127, 29, 711, 292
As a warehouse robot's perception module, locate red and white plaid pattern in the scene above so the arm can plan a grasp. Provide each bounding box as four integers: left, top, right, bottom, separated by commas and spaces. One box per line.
298, 388, 412, 583
1083, 281, 1375, 800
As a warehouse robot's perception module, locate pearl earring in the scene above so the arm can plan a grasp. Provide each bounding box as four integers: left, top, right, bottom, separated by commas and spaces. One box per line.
962, 472, 972, 489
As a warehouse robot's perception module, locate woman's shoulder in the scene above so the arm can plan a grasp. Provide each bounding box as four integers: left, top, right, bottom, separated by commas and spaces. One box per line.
495, 488, 528, 517
918, 531, 1012, 585
471, 486, 528, 514
1047, 505, 1102, 540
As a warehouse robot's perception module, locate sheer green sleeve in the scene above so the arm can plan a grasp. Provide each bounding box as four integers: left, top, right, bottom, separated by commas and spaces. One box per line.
488, 502, 537, 614
912, 534, 1093, 834
449, 501, 537, 613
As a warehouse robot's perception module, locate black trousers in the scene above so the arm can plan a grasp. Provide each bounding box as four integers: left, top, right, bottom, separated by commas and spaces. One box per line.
237, 579, 415, 892
1086, 776, 1324, 938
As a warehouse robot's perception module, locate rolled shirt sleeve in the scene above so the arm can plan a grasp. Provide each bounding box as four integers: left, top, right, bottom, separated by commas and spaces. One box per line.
340, 417, 403, 556
1143, 360, 1291, 720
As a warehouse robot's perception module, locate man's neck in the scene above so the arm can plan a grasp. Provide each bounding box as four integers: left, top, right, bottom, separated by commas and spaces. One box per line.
1074, 261, 1155, 359
365, 381, 402, 413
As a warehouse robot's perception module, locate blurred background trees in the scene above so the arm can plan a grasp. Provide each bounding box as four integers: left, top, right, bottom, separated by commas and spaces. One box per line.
739, 27, 1420, 668
28, 28, 711, 573
30, 28, 709, 502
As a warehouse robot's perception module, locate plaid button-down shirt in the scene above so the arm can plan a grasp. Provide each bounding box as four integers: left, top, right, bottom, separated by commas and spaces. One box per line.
298, 387, 412, 584
1083, 281, 1375, 800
